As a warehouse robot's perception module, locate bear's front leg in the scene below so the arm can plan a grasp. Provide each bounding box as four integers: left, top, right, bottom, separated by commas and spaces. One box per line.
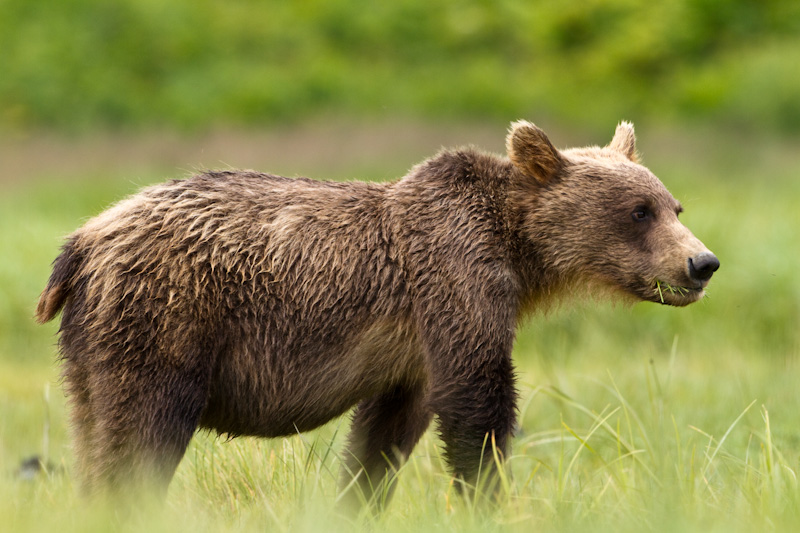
430, 351, 517, 497
416, 288, 519, 500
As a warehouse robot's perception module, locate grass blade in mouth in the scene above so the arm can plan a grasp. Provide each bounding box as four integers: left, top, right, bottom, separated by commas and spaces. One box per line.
654, 280, 690, 302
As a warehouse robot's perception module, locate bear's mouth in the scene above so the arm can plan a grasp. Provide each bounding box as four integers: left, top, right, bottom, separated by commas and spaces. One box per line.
652, 279, 704, 305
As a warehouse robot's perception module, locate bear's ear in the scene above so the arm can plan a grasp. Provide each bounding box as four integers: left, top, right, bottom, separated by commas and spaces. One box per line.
607, 121, 638, 162
506, 120, 563, 184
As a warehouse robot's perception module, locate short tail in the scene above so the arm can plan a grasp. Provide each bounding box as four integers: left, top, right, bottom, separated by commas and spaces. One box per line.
36, 238, 80, 324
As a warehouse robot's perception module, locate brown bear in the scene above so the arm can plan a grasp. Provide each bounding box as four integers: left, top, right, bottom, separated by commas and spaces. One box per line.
36, 121, 718, 506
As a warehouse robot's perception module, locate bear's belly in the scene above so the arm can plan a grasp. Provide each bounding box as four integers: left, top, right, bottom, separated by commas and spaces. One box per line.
199, 319, 423, 438
200, 385, 363, 438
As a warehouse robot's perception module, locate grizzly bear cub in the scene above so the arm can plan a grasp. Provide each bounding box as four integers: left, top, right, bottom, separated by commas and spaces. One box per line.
37, 121, 718, 505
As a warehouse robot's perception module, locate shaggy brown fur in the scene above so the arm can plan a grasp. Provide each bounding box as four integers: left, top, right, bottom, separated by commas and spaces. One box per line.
36, 121, 718, 505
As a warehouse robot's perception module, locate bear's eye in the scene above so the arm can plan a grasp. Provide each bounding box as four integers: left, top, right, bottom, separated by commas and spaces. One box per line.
631, 206, 652, 222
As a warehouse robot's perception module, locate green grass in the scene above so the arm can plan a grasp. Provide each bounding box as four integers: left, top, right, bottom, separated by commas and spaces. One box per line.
2, 124, 799, 532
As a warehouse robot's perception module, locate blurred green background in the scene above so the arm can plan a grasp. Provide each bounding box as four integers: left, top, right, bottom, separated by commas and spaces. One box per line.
2, 1, 800, 531
2, 0, 800, 134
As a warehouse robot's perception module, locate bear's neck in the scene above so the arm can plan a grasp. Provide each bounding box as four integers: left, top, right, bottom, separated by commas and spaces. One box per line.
499, 165, 581, 318
448, 149, 571, 317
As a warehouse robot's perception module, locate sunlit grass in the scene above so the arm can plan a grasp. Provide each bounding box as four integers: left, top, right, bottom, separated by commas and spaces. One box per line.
6, 364, 800, 533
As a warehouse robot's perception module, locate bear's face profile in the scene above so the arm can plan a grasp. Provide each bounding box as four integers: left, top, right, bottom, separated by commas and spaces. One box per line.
508, 121, 718, 307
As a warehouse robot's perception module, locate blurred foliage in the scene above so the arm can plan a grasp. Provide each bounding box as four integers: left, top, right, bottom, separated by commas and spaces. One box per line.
2, 0, 800, 134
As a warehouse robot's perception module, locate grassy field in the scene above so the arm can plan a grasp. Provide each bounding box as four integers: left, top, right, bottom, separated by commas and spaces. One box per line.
1, 122, 799, 532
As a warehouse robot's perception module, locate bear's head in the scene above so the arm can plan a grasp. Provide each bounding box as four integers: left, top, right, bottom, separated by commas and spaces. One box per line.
506, 120, 719, 307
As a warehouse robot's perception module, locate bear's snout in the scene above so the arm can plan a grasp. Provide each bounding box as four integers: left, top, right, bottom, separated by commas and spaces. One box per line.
688, 252, 720, 283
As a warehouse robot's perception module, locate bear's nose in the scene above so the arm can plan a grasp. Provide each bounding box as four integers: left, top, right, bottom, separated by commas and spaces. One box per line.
688, 252, 720, 283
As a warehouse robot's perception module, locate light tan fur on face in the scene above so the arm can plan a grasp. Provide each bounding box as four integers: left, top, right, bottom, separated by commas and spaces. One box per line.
506, 122, 716, 308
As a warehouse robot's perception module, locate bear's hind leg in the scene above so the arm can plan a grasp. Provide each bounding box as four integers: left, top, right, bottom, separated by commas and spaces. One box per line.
84, 360, 210, 499
340, 381, 431, 510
